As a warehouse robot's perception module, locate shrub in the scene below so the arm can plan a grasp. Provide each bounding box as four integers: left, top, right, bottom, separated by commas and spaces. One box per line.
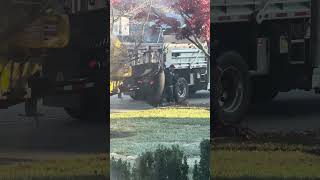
193, 139, 210, 180
111, 140, 210, 180
199, 139, 210, 179
132, 145, 189, 180
110, 157, 132, 180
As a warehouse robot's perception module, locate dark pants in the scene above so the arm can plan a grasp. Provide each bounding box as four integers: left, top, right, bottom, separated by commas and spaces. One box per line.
165, 85, 174, 103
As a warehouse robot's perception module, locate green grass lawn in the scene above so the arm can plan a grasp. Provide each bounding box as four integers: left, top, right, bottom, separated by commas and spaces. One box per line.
212, 150, 320, 179
110, 107, 210, 158
212, 137, 320, 179
0, 154, 108, 180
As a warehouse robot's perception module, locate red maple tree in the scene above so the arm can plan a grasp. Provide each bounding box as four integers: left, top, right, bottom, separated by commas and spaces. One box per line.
111, 0, 210, 57
161, 0, 210, 57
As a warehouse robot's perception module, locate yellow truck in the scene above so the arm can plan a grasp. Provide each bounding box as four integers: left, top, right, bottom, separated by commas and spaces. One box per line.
0, 0, 108, 120
110, 35, 132, 96
0, 0, 69, 109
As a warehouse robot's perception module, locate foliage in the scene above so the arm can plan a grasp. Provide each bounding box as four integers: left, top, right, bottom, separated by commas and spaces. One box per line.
157, 0, 210, 57
192, 161, 200, 180
110, 0, 210, 56
111, 139, 211, 180
111, 157, 132, 180
133, 145, 189, 180
193, 139, 210, 180
198, 139, 210, 180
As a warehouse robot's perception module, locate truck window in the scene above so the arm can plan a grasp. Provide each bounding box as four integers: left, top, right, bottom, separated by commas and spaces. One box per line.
172, 52, 180, 57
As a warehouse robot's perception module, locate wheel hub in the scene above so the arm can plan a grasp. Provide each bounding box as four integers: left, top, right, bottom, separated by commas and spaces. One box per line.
177, 82, 186, 97
217, 66, 244, 113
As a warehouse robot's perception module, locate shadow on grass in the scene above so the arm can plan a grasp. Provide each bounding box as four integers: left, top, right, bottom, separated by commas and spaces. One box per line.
110, 130, 136, 139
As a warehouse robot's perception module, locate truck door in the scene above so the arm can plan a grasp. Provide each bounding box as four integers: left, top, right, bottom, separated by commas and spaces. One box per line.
288, 21, 310, 66
279, 21, 312, 89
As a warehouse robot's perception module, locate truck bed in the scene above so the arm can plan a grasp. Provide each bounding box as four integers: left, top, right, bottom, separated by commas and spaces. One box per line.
212, 0, 311, 23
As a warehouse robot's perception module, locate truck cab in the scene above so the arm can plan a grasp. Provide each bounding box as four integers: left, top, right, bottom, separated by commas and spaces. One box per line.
163, 41, 208, 96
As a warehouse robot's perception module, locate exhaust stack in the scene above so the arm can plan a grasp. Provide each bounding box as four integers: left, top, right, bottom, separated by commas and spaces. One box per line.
311, 0, 320, 67
311, 0, 320, 90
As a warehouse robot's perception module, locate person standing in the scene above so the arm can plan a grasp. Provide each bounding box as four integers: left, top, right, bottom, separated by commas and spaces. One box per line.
164, 64, 176, 104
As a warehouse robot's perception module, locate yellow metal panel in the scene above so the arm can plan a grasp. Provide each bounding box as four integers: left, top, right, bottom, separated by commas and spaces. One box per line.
110, 35, 133, 80
12, 62, 21, 88
14, 14, 70, 49
0, 60, 42, 97
0, 61, 12, 95
110, 81, 122, 94
22, 62, 31, 78
0, 64, 4, 74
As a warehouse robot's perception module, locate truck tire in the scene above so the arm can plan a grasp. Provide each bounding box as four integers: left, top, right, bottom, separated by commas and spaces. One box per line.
130, 91, 145, 100
64, 80, 107, 122
147, 69, 165, 106
64, 94, 106, 121
216, 52, 251, 124
174, 77, 189, 103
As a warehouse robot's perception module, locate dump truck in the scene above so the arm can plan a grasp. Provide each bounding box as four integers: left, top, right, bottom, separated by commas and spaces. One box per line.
120, 38, 209, 105
213, 0, 320, 123
0, 0, 107, 120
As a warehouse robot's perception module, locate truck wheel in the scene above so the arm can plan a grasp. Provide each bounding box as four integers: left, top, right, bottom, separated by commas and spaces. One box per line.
147, 69, 165, 106
216, 52, 251, 124
64, 96, 106, 121
174, 77, 189, 103
130, 91, 145, 100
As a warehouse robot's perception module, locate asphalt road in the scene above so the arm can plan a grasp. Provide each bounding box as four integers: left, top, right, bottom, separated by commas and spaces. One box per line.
0, 103, 107, 164
6, 90, 319, 163
0, 90, 209, 164
110, 90, 210, 112
246, 90, 320, 133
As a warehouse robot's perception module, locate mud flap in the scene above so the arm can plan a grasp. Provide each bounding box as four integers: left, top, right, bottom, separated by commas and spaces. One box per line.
147, 69, 165, 106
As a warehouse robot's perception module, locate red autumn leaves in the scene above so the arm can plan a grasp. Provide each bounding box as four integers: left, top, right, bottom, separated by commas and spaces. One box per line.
173, 0, 210, 42
111, 0, 209, 41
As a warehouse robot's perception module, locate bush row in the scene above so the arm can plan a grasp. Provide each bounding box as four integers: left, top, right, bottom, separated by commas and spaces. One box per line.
111, 139, 210, 180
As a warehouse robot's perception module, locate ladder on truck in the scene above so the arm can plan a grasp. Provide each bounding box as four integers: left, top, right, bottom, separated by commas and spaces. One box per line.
124, 43, 163, 66
212, 0, 311, 24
